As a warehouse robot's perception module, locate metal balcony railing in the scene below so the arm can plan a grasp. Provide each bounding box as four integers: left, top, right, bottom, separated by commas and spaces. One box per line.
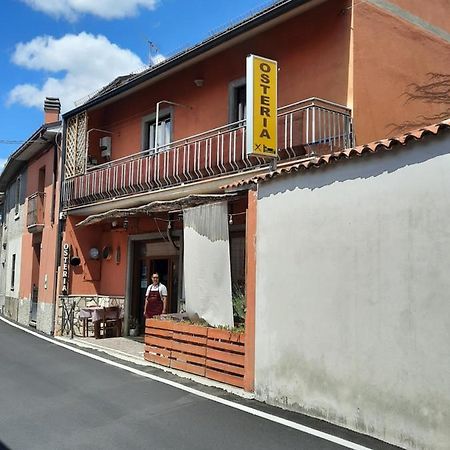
63, 98, 353, 209
27, 192, 45, 231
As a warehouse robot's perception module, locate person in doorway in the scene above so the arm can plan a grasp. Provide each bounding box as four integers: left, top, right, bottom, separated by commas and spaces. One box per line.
144, 272, 168, 318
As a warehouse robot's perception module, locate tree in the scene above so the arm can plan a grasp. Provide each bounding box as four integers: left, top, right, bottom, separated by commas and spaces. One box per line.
387, 72, 450, 134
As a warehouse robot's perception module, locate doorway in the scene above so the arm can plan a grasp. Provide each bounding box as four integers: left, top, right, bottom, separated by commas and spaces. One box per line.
130, 239, 180, 332
30, 237, 42, 324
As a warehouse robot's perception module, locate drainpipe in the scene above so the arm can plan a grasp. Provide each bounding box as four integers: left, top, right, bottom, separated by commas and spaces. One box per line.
154, 100, 191, 153
50, 122, 66, 335
50, 135, 59, 225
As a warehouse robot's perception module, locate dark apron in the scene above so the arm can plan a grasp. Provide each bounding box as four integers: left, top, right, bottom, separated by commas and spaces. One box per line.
145, 285, 163, 318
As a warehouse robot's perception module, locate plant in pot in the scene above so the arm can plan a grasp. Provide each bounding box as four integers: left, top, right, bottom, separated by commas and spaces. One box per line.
128, 317, 139, 337
232, 282, 246, 328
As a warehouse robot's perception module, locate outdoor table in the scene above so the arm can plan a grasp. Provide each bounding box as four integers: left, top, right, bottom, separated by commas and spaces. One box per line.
79, 306, 123, 339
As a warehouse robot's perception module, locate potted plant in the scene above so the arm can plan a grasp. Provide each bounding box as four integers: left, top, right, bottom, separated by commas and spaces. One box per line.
232, 283, 246, 327
128, 317, 139, 337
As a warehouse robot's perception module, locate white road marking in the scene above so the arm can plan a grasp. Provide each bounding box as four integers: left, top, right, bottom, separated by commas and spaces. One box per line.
0, 316, 373, 450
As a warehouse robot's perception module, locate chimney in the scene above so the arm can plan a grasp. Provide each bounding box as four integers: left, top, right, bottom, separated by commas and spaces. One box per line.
44, 97, 61, 124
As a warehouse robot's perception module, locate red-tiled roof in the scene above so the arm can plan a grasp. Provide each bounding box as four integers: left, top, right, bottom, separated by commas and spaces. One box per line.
223, 119, 450, 189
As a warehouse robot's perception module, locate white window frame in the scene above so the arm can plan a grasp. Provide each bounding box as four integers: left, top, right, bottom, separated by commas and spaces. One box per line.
228, 77, 247, 124
141, 107, 172, 154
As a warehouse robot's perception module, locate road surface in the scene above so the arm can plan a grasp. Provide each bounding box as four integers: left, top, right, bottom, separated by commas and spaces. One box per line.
0, 319, 394, 450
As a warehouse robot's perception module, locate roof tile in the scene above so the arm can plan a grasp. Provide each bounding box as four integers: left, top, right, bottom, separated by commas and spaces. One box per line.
223, 119, 450, 189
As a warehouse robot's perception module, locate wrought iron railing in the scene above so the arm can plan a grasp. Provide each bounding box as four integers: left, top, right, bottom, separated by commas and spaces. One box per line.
27, 192, 45, 230
63, 98, 353, 208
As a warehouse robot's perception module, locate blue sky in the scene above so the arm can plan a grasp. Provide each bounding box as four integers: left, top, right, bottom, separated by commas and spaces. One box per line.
0, 0, 275, 167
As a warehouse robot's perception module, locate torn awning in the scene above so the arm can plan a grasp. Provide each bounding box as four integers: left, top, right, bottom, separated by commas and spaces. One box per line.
76, 194, 237, 227
183, 201, 234, 327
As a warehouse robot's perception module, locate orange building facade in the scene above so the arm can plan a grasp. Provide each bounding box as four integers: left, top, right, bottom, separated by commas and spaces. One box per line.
0, 98, 62, 334
57, 0, 449, 380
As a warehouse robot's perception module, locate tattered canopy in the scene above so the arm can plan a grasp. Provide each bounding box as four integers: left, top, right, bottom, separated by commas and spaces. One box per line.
76, 194, 237, 227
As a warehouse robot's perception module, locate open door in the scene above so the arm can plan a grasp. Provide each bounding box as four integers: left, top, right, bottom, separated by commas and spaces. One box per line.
130, 239, 179, 334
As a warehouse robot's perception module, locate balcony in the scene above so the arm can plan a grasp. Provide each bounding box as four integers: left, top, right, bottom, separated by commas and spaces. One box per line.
62, 98, 353, 209
27, 192, 45, 233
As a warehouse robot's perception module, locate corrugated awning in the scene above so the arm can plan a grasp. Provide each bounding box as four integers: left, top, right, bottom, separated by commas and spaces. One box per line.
76, 193, 237, 227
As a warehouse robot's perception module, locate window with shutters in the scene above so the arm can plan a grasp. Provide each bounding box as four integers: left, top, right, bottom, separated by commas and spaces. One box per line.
64, 111, 87, 178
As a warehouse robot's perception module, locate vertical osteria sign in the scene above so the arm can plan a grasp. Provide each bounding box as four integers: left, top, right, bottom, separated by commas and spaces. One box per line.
246, 54, 277, 158
61, 243, 70, 295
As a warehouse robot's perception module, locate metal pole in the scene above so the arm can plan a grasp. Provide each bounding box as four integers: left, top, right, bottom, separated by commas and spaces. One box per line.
155, 102, 160, 154
154, 100, 192, 154
270, 157, 277, 172
61, 297, 65, 335
70, 299, 74, 339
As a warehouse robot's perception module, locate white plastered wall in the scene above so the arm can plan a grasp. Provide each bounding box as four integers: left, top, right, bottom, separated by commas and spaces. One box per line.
254, 132, 450, 450
0, 179, 26, 322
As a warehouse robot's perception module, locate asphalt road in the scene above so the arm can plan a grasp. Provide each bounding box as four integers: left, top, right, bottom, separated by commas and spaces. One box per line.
0, 320, 383, 450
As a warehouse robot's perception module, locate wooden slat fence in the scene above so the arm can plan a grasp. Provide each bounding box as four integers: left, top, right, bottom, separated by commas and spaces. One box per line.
144, 319, 246, 389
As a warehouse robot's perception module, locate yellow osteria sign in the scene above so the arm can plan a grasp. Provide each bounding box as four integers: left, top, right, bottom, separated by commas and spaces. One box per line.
246, 54, 277, 158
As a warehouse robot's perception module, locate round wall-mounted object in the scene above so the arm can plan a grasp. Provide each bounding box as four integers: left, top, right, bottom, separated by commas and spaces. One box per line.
89, 247, 100, 260
70, 256, 81, 266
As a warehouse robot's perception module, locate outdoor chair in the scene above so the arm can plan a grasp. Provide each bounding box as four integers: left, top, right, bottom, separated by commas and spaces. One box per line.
100, 306, 123, 338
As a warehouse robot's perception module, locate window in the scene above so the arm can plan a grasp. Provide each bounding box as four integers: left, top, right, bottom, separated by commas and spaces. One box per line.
142, 113, 172, 153
11, 254, 16, 290
229, 78, 246, 124
14, 176, 21, 216
38, 166, 46, 192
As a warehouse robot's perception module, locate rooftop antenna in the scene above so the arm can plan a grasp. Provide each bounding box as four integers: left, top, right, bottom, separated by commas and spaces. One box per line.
146, 39, 159, 66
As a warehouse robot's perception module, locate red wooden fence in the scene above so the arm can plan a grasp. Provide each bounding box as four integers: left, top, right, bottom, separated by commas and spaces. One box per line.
144, 319, 247, 389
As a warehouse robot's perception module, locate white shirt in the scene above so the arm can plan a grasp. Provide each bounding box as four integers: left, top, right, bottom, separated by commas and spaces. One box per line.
146, 283, 168, 298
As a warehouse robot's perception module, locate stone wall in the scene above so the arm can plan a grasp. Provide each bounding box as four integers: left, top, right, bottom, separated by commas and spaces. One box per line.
55, 295, 125, 337
36, 302, 55, 335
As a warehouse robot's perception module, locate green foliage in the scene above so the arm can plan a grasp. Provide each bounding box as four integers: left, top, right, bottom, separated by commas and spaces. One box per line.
232, 282, 246, 326
215, 324, 245, 333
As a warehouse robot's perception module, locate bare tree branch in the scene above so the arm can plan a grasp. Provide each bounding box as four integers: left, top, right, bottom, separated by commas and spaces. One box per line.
387, 73, 450, 134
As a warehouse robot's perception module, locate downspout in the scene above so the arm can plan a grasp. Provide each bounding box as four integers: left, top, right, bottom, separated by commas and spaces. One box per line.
346, 0, 355, 145
50, 123, 66, 335
50, 136, 59, 225
154, 100, 191, 153
166, 215, 179, 250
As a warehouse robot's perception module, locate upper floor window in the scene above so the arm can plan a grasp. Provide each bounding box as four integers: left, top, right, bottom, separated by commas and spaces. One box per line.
14, 176, 21, 216
142, 111, 172, 153
38, 166, 46, 193
229, 78, 246, 124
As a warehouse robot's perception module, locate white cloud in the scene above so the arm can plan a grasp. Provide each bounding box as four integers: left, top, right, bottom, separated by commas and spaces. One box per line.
151, 53, 166, 65
7, 32, 164, 111
0, 159, 7, 174
21, 0, 159, 21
